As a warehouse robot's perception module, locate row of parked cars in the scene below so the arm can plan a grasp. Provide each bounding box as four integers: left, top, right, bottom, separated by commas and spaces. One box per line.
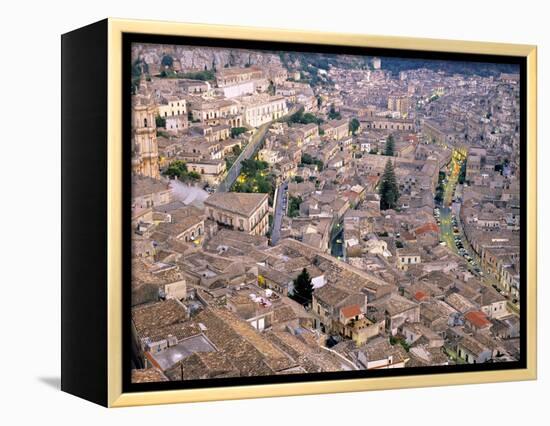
434, 207, 441, 225
451, 214, 460, 234
451, 214, 484, 276
281, 182, 288, 211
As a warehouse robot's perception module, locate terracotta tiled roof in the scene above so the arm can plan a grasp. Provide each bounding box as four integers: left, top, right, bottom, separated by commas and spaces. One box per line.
465, 310, 491, 329
132, 299, 187, 336
131, 368, 168, 383
314, 284, 350, 307
414, 291, 428, 302
204, 192, 268, 217
414, 222, 439, 236
341, 304, 361, 318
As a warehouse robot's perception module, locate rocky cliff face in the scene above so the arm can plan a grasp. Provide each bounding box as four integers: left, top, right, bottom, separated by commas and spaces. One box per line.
132, 43, 282, 71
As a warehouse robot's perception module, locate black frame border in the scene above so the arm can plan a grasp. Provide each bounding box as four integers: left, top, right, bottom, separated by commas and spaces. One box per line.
122, 32, 528, 394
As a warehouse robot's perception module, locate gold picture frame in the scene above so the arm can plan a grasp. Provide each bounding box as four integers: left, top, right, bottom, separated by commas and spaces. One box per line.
61, 18, 537, 407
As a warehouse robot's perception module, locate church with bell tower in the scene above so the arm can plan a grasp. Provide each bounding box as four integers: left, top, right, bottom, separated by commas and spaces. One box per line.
132, 77, 160, 179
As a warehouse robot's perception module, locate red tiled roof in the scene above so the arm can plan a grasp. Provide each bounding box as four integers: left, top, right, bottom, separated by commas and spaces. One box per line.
414, 222, 439, 236
414, 291, 428, 301
465, 311, 491, 329
341, 304, 361, 318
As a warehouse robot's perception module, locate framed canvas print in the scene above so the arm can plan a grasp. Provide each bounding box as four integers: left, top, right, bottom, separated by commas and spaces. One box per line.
61, 18, 537, 407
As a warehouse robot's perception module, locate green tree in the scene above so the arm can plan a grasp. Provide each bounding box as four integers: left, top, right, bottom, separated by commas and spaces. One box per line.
349, 118, 360, 135
458, 160, 467, 184
314, 159, 324, 171
181, 70, 215, 81
241, 159, 268, 177
328, 105, 341, 120
435, 184, 444, 204
379, 159, 399, 210
159, 69, 178, 78
161, 54, 174, 68
301, 113, 322, 125
255, 175, 273, 194
301, 153, 313, 164
231, 127, 247, 138
225, 157, 235, 170
384, 135, 395, 156
155, 115, 166, 129
231, 145, 242, 156
132, 59, 149, 77
300, 154, 323, 171
288, 195, 302, 217
268, 80, 276, 95
288, 108, 322, 125
316, 95, 323, 109
290, 268, 313, 307
187, 171, 201, 181
164, 161, 188, 179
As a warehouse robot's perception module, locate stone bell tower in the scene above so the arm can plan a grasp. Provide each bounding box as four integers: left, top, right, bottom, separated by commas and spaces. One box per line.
131, 77, 160, 179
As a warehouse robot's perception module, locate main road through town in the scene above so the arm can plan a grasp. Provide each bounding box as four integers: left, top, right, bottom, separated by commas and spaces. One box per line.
438, 155, 461, 252
216, 106, 299, 193
437, 153, 518, 313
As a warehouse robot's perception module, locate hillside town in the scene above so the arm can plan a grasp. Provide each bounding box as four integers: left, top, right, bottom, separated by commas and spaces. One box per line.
130, 44, 521, 383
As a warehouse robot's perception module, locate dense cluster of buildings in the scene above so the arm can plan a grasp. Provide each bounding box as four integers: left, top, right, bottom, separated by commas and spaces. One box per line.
130, 44, 521, 383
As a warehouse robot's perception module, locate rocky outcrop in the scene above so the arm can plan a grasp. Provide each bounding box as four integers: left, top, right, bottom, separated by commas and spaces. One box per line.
132, 44, 282, 72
